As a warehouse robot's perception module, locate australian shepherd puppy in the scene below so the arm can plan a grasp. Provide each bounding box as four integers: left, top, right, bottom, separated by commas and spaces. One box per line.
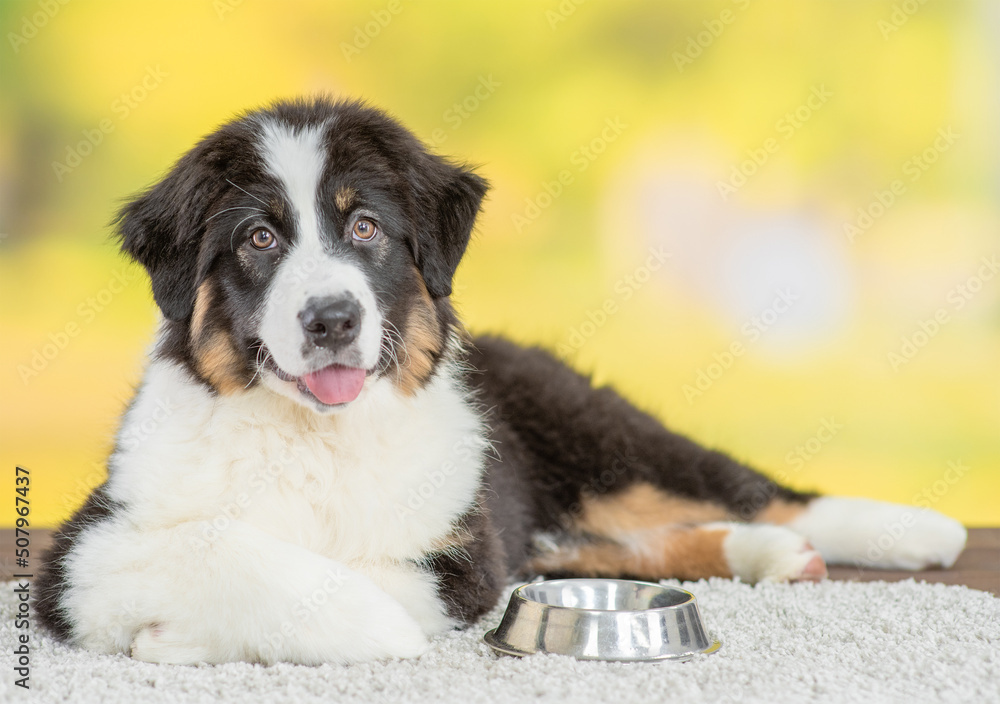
36, 97, 966, 666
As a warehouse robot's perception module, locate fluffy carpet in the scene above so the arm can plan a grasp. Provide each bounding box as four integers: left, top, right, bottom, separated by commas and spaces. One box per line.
3, 578, 998, 704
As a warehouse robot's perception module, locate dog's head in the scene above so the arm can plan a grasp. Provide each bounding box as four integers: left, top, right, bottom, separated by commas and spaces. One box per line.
117, 98, 487, 413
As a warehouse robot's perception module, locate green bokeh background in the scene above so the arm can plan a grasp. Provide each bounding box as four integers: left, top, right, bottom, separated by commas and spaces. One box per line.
1, 0, 998, 527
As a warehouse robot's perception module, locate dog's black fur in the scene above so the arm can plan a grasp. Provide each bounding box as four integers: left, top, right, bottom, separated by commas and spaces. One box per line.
36, 98, 816, 645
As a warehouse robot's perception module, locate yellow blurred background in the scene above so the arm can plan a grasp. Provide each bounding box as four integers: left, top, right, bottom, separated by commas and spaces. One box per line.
1, 0, 997, 528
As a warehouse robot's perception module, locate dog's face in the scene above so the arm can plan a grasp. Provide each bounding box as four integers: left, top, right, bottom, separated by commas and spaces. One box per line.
117, 99, 487, 413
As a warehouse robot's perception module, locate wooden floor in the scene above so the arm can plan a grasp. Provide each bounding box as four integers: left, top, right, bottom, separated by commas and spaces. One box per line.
3, 528, 998, 595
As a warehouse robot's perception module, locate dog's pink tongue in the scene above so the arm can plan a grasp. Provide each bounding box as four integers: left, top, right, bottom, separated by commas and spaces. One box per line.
302, 366, 366, 405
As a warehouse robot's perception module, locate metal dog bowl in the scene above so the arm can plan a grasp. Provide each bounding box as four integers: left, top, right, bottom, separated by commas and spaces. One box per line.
484, 579, 721, 662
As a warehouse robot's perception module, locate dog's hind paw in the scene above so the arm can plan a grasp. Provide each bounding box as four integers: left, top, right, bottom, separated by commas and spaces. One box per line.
789, 497, 968, 570
722, 524, 828, 583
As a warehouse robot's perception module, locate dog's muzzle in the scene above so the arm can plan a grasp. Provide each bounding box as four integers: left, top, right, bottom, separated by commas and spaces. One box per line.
298, 296, 361, 352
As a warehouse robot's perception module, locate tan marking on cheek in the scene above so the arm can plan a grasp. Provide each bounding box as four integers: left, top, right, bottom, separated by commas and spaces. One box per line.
334, 186, 356, 212
190, 281, 213, 342
193, 331, 246, 395
576, 483, 730, 535
754, 499, 810, 525
524, 527, 733, 582
189, 280, 246, 395
394, 276, 443, 396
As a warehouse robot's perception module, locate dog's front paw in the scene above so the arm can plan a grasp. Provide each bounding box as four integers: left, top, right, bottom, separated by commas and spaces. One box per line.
363, 585, 434, 660
723, 524, 828, 583
373, 617, 430, 660
790, 497, 968, 570
130, 623, 214, 665
301, 581, 432, 664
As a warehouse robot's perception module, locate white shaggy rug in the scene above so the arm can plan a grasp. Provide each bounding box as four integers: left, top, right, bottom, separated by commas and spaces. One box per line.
3, 578, 998, 704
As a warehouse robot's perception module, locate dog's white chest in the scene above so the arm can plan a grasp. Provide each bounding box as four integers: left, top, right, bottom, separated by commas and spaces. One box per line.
107, 360, 487, 564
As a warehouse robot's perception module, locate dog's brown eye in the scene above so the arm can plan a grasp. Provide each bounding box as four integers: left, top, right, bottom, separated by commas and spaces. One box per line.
250, 228, 276, 250
352, 218, 378, 242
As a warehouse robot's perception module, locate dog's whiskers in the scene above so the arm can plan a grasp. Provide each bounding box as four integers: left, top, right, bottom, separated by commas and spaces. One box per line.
225, 179, 269, 207
245, 344, 270, 389
206, 206, 266, 224
376, 335, 397, 378
384, 321, 410, 367
378, 337, 399, 381
378, 322, 410, 384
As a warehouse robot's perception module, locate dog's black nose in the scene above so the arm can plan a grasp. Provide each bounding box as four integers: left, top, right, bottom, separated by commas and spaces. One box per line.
299, 297, 361, 350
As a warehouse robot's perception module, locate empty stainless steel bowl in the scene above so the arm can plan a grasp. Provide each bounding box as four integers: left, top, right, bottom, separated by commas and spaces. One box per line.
483, 578, 721, 662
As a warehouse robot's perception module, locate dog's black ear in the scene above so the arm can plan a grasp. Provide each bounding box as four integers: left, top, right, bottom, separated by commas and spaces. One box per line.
115, 150, 223, 321
410, 157, 488, 299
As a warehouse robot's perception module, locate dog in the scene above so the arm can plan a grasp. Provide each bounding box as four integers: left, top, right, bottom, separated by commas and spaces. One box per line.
35, 97, 967, 666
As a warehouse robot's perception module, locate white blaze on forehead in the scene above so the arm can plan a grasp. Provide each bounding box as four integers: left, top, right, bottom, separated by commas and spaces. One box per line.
258, 120, 328, 248
255, 118, 384, 381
